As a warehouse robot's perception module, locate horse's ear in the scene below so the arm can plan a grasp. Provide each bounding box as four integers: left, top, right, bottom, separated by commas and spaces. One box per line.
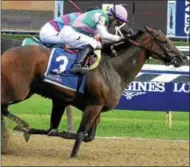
144, 26, 152, 32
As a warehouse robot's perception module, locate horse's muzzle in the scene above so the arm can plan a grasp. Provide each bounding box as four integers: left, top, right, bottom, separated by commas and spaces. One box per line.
172, 55, 188, 67
165, 52, 189, 67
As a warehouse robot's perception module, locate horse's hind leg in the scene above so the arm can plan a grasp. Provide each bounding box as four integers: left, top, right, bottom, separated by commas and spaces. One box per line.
1, 106, 31, 142
70, 104, 103, 158
2, 106, 29, 128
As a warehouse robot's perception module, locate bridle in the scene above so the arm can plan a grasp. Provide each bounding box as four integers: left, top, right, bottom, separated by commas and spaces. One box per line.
111, 27, 177, 64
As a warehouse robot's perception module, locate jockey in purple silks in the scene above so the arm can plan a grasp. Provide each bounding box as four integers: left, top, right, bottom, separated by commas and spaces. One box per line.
40, 5, 130, 74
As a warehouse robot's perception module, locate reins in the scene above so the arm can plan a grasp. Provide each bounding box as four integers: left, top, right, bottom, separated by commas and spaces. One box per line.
110, 30, 169, 61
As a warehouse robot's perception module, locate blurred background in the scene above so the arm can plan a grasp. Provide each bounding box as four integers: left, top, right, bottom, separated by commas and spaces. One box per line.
0, 1, 177, 35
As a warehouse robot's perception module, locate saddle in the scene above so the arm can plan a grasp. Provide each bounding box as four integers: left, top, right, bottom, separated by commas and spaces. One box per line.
22, 37, 100, 72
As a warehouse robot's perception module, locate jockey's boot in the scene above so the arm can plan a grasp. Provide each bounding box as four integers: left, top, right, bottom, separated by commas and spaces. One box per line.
71, 45, 94, 74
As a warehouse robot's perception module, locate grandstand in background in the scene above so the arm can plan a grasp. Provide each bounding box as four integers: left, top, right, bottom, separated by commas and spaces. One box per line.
1, 1, 167, 33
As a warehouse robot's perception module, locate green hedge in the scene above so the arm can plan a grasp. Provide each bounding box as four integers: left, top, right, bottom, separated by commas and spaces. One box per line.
2, 34, 38, 40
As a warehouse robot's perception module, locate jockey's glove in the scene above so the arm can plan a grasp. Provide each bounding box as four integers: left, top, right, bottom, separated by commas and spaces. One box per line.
118, 36, 126, 42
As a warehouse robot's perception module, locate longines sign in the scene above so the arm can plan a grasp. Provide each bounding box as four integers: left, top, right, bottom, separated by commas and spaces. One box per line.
116, 82, 189, 112
124, 81, 189, 95
116, 65, 189, 112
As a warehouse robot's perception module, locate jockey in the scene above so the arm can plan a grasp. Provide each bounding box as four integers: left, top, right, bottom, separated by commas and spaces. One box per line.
69, 5, 130, 74
39, 12, 82, 45
40, 5, 130, 74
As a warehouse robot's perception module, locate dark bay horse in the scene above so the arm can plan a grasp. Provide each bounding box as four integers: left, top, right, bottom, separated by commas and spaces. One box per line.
1, 26, 187, 157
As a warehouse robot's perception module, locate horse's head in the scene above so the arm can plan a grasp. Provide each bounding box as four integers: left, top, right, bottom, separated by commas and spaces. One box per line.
141, 26, 188, 67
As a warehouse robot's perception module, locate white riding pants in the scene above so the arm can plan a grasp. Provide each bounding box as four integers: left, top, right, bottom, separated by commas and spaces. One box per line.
39, 23, 101, 49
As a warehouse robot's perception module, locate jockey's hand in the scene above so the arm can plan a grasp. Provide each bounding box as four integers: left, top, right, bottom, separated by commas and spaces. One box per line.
120, 35, 131, 42
118, 36, 126, 42
94, 34, 102, 44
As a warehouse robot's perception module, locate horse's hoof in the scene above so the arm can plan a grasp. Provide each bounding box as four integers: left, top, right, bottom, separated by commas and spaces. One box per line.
23, 132, 30, 142
47, 129, 59, 136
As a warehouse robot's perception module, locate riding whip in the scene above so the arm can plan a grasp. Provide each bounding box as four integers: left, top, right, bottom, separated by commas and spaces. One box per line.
132, 0, 136, 28
69, 0, 83, 13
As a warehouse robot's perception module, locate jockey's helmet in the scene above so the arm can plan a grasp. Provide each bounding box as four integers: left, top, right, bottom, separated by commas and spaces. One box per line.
108, 5, 129, 23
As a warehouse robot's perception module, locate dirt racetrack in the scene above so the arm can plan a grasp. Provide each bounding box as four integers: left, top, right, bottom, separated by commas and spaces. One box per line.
2, 133, 189, 166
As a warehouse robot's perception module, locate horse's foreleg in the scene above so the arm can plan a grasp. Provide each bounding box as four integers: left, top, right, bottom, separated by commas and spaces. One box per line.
25, 99, 66, 136
19, 100, 66, 142
83, 114, 100, 143
70, 104, 103, 158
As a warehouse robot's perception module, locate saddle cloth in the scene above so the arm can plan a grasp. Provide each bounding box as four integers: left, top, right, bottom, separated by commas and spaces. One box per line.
43, 48, 86, 93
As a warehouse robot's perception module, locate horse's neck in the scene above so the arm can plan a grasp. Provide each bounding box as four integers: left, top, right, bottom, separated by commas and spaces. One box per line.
109, 43, 147, 90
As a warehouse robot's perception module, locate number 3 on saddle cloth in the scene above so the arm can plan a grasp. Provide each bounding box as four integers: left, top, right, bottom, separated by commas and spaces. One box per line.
43, 48, 87, 93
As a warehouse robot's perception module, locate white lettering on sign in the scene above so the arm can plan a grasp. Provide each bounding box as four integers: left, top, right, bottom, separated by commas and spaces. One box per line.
123, 81, 189, 100
123, 81, 165, 100
184, 0, 190, 35
126, 82, 165, 92
173, 83, 190, 93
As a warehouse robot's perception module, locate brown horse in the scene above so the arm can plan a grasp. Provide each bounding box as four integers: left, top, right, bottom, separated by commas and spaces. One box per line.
1, 26, 187, 157
1, 36, 74, 135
